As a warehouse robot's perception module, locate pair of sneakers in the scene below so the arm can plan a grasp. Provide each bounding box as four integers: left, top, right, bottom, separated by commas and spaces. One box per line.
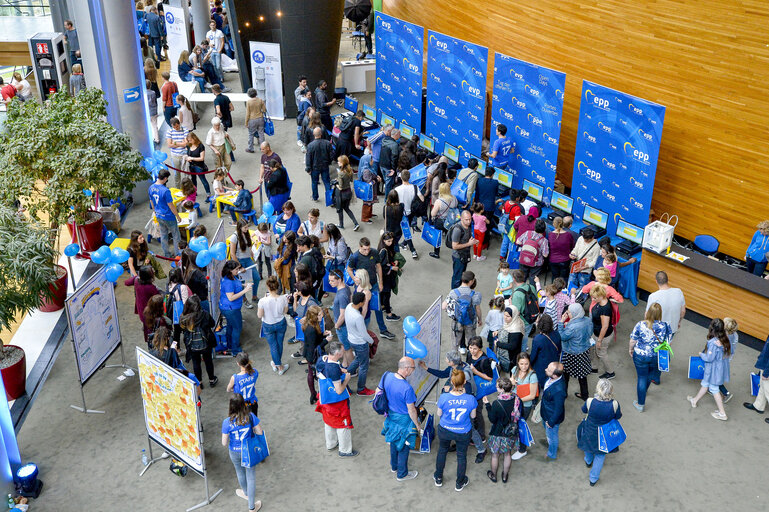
269, 361, 290, 375
434, 475, 468, 492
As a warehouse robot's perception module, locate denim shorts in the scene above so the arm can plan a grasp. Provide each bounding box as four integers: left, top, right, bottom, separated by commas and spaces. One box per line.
701, 380, 720, 394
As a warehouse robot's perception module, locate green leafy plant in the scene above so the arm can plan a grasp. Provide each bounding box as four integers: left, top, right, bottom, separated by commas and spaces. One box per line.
0, 88, 148, 229
0, 204, 57, 361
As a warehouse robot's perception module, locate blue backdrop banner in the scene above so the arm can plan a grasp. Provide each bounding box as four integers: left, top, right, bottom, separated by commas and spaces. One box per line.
571, 81, 665, 235
375, 12, 424, 132
425, 31, 487, 164
491, 54, 565, 203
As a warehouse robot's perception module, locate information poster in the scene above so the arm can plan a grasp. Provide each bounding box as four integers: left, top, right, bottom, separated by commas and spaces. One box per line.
163, 6, 188, 76
571, 81, 665, 234
374, 11, 424, 131
249, 41, 284, 120
137, 347, 204, 475
426, 31, 487, 164
208, 220, 226, 320
491, 53, 566, 200
406, 296, 442, 406
65, 265, 121, 384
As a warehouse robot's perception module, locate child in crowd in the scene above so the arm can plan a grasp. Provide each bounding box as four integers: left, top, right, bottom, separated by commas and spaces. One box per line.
603, 252, 618, 286
210, 168, 230, 213
496, 261, 514, 299
472, 202, 489, 261
535, 276, 574, 330
497, 189, 525, 260
480, 296, 506, 348
254, 222, 273, 277
274, 230, 297, 293
181, 177, 197, 203
182, 200, 198, 232
227, 352, 259, 417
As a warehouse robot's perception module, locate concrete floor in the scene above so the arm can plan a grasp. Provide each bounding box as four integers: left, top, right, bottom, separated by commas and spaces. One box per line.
16, 40, 767, 512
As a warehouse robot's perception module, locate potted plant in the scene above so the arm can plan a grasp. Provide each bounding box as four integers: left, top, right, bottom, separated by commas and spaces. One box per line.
0, 88, 147, 311
0, 204, 58, 400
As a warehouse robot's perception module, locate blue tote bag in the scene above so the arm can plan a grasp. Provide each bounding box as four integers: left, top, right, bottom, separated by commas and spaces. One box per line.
295, 317, 324, 342
474, 348, 500, 399
751, 372, 760, 396
318, 360, 351, 404
368, 290, 380, 311
401, 218, 412, 241
597, 419, 627, 453
325, 188, 335, 207
419, 413, 436, 453
421, 222, 442, 247
241, 428, 270, 467
518, 418, 534, 447
450, 178, 468, 205
354, 180, 373, 201
688, 356, 705, 380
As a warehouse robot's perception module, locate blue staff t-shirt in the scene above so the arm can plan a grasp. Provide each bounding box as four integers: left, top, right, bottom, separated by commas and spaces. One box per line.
233, 371, 259, 403
383, 373, 416, 415
148, 183, 175, 221
222, 412, 259, 451
220, 277, 243, 310
490, 136, 513, 168
437, 392, 478, 433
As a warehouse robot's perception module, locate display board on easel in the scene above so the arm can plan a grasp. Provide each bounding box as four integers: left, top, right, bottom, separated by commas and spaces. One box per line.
405, 296, 442, 407
207, 220, 226, 320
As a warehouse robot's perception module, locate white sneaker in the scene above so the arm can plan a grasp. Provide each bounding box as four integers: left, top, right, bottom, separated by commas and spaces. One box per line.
297, 140, 304, 147
711, 411, 727, 421
458, 347, 467, 355
396, 470, 418, 481
235, 489, 247, 501
278, 363, 290, 375
511, 451, 527, 460
477, 255, 486, 261
245, 301, 254, 309
270, 361, 277, 372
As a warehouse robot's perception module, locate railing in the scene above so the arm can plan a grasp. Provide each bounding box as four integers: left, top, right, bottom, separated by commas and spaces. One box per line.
0, 0, 50, 16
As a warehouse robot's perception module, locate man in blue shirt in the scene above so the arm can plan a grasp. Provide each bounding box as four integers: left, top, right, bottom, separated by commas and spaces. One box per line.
329, 270, 352, 364
489, 124, 514, 169
148, 169, 182, 257
145, 6, 165, 62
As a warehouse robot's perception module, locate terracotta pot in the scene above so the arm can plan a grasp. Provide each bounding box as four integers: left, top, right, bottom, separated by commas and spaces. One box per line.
39, 264, 68, 313
0, 345, 26, 401
66, 211, 104, 252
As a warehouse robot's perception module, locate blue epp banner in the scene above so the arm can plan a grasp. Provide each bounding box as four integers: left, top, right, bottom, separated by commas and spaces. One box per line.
426, 31, 487, 164
571, 81, 665, 236
375, 12, 424, 132
491, 53, 565, 203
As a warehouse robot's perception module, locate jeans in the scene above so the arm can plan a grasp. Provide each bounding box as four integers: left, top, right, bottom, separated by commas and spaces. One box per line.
221, 308, 243, 355
568, 271, 591, 292
390, 441, 411, 478
238, 257, 260, 299
156, 217, 181, 257
633, 352, 659, 406
248, 118, 265, 151
185, 75, 206, 93
149, 36, 162, 60
500, 233, 512, 258
584, 452, 607, 483
434, 426, 471, 487
263, 318, 287, 366
550, 261, 571, 281
337, 325, 350, 350
210, 51, 223, 81
746, 257, 767, 276
310, 168, 331, 201
383, 170, 395, 199
520, 264, 543, 284
394, 232, 415, 254
296, 125, 303, 141
228, 449, 256, 510
163, 105, 177, 128
363, 304, 388, 333
189, 165, 211, 196
451, 256, 468, 289
229, 206, 251, 223
544, 422, 560, 459
347, 343, 370, 392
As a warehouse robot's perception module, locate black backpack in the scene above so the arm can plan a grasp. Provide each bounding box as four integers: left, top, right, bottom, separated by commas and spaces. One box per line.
410, 184, 427, 217
186, 325, 208, 352
516, 285, 540, 326
339, 115, 355, 135
445, 223, 463, 250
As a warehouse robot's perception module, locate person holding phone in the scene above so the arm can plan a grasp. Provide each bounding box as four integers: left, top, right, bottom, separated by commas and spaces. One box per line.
257, 276, 290, 375
220, 260, 252, 357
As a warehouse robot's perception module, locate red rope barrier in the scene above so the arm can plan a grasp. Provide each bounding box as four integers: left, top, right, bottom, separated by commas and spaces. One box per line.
164, 163, 261, 194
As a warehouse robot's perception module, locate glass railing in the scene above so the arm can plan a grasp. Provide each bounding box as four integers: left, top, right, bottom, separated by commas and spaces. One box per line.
0, 0, 50, 17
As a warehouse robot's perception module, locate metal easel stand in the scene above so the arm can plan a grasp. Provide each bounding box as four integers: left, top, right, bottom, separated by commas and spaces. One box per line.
69, 342, 136, 414
104, 340, 138, 374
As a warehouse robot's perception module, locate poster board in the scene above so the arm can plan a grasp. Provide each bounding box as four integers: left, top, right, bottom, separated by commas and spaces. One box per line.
163, 6, 189, 76
249, 41, 284, 120
405, 296, 442, 406
65, 265, 121, 384
207, 220, 226, 320
136, 347, 204, 475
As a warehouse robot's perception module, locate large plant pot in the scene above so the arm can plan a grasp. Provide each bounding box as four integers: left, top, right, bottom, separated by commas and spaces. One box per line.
66, 210, 104, 252
39, 264, 68, 313
0, 345, 26, 401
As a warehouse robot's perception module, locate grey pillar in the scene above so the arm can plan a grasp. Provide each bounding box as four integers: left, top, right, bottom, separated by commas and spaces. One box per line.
190, 0, 211, 46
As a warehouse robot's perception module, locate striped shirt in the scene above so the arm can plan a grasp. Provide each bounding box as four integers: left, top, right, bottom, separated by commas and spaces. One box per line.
167, 128, 188, 156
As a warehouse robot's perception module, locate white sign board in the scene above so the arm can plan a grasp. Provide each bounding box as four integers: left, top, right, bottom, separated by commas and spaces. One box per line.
406, 296, 442, 406
164, 6, 189, 76
208, 220, 226, 320
249, 41, 285, 120
65, 265, 121, 384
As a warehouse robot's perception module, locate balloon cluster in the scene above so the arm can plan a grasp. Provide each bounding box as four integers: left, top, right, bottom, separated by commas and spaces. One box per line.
257, 202, 278, 226
141, 151, 169, 180
63, 229, 125, 282
403, 316, 427, 359
188, 236, 227, 267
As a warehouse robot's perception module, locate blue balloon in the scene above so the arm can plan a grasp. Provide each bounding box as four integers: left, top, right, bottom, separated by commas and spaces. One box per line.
405, 337, 427, 360
402, 316, 421, 337
268, 214, 278, 225
91, 245, 111, 264
263, 203, 275, 216
64, 243, 80, 258
105, 263, 124, 283
142, 157, 155, 169
189, 236, 209, 253
196, 249, 213, 268
211, 241, 227, 261
104, 230, 117, 244
110, 247, 130, 264
83, 189, 93, 197
257, 214, 268, 225
153, 150, 168, 162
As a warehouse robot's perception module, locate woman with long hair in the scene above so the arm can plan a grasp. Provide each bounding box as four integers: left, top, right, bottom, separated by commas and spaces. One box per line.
303, 112, 325, 147
135, 266, 160, 344
334, 155, 359, 230
184, 132, 211, 199
221, 394, 264, 512
142, 294, 170, 349
377, 231, 400, 321
180, 296, 218, 387
177, 94, 195, 132
227, 351, 259, 416
628, 303, 672, 412
181, 248, 209, 312
688, 318, 732, 420
274, 230, 297, 293
126, 230, 166, 283
434, 369, 477, 491
257, 276, 290, 375
510, 352, 538, 459
324, 223, 349, 274
220, 260, 252, 356
229, 218, 260, 306
178, 49, 206, 91
302, 305, 332, 404
143, 57, 160, 96
149, 326, 184, 371
428, 182, 458, 259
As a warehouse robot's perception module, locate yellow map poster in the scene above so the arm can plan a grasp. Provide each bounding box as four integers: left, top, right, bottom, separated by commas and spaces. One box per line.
136, 347, 204, 474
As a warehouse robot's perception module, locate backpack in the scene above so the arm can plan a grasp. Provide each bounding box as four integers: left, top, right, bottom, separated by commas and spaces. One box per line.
499, 396, 523, 438
372, 372, 391, 415
519, 234, 541, 267
452, 289, 476, 326
445, 223, 466, 250
186, 325, 208, 352
164, 284, 183, 325
410, 185, 427, 217
339, 115, 355, 135
515, 285, 540, 326
494, 333, 513, 373
459, 363, 477, 396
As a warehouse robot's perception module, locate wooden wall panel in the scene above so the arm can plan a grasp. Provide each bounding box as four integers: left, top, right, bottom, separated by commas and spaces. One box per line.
384, 0, 769, 258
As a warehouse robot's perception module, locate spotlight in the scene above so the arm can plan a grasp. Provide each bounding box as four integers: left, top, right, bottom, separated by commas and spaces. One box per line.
245, 21, 250, 27
15, 463, 43, 499
276, 11, 282, 17
259, 15, 265, 22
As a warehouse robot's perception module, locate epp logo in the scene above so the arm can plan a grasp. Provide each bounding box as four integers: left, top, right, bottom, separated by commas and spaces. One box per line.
598, 122, 612, 134
446, 95, 458, 107
578, 161, 601, 183
527, 113, 542, 126
515, 125, 530, 139
469, 113, 480, 122
469, 129, 480, 141
165, 12, 174, 23
545, 160, 556, 172
499, 108, 514, 121
410, 45, 420, 55
532, 172, 546, 184
471, 67, 483, 78
517, 154, 530, 166
405, 26, 413, 35
639, 128, 653, 142
585, 89, 610, 110
252, 50, 265, 64
492, 93, 499, 102
629, 103, 643, 115
629, 197, 645, 210
408, 87, 419, 97
449, 126, 459, 135
512, 97, 526, 110
525, 84, 540, 97
461, 80, 482, 98
555, 89, 564, 100
404, 60, 419, 74
463, 44, 475, 55
390, 73, 401, 83
613, 213, 623, 224
440, 62, 452, 74
430, 73, 441, 83
511, 69, 524, 81
602, 158, 616, 170
629, 177, 644, 189
601, 189, 616, 202
381, 20, 392, 31
377, 78, 392, 93
386, 42, 396, 52
542, 133, 558, 145
394, 100, 403, 110
583, 131, 597, 143
428, 100, 446, 117
623, 142, 650, 164
429, 35, 448, 51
